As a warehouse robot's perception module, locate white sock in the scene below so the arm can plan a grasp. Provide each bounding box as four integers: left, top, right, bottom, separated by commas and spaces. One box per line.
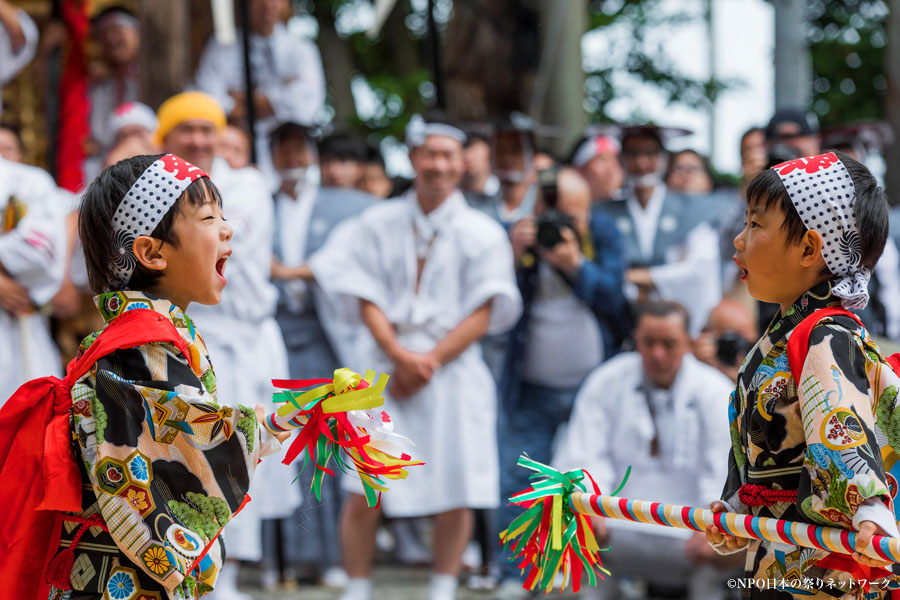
428, 573, 458, 600
339, 577, 373, 600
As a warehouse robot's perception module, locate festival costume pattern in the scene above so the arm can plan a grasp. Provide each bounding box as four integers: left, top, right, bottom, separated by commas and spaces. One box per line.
49, 291, 278, 600
720, 280, 900, 596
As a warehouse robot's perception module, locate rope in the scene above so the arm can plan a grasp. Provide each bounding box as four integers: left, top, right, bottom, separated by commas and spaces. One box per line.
739, 483, 798, 507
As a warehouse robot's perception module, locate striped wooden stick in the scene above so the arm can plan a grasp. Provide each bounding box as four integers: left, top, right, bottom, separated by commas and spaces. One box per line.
570, 492, 900, 563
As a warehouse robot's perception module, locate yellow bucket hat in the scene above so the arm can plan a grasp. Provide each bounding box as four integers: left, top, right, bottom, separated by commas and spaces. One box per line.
154, 91, 226, 145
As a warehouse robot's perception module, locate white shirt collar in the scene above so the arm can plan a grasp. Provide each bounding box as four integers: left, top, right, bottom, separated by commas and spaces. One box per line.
407, 189, 463, 258
625, 183, 667, 260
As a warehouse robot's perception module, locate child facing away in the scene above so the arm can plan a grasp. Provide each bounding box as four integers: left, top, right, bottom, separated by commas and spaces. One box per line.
706, 151, 900, 598
0, 154, 289, 600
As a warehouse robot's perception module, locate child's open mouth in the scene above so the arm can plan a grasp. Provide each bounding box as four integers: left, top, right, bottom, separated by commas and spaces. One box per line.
733, 257, 748, 281
216, 254, 230, 284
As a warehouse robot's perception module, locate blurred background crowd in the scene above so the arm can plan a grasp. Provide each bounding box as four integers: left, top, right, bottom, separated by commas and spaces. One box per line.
3, 0, 900, 599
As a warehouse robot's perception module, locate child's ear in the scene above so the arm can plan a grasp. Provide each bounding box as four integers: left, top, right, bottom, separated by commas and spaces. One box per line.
799, 229, 825, 267
132, 236, 167, 272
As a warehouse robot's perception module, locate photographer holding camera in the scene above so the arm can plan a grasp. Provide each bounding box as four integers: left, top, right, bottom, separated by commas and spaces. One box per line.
691, 298, 757, 383
497, 167, 628, 592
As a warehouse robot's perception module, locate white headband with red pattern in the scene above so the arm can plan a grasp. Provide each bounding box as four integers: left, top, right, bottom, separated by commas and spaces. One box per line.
111, 154, 209, 287
772, 152, 869, 309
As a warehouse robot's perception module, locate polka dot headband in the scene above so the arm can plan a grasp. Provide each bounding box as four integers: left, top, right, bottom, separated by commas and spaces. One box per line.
110, 154, 209, 287
772, 151, 869, 309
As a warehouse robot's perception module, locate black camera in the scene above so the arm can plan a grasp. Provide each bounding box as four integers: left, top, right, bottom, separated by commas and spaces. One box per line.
536, 208, 575, 248
535, 166, 574, 248
715, 331, 753, 367
765, 143, 800, 169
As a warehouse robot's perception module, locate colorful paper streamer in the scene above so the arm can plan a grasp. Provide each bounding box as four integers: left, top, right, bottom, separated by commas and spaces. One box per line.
499, 455, 621, 593
267, 368, 423, 507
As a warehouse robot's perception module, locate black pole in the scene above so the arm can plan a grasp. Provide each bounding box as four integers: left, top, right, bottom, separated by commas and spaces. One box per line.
426, 0, 445, 109
238, 0, 258, 163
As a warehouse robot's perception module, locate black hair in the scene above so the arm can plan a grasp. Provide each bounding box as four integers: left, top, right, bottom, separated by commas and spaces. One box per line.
621, 130, 664, 153
740, 126, 763, 147
0, 122, 24, 152
269, 121, 312, 151
464, 132, 490, 147
635, 300, 690, 333
318, 132, 367, 162
79, 154, 223, 293
364, 143, 385, 169
745, 150, 888, 272
664, 149, 712, 184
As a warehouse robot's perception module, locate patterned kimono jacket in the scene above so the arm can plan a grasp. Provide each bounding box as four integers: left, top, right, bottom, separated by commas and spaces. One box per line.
721, 281, 900, 599
50, 291, 279, 600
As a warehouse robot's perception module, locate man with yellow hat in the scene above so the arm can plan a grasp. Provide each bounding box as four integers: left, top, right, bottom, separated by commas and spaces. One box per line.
155, 91, 299, 600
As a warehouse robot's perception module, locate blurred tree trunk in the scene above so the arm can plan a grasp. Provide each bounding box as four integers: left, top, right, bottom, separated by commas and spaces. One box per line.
533, 0, 587, 157
772, 0, 810, 109
443, 0, 586, 155
886, 0, 900, 205
443, 0, 539, 121
138, 0, 190, 109
314, 3, 355, 124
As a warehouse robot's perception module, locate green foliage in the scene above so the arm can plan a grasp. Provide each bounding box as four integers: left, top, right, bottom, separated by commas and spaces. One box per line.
807, 0, 887, 127
298, 0, 436, 138
92, 395, 108, 444
823, 461, 850, 515
730, 425, 746, 470
237, 405, 256, 452
875, 385, 900, 448
168, 499, 213, 541
584, 0, 735, 121
186, 491, 229, 527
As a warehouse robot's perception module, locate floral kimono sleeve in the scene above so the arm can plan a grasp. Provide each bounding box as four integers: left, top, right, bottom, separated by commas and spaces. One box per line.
71, 340, 267, 596
795, 322, 892, 528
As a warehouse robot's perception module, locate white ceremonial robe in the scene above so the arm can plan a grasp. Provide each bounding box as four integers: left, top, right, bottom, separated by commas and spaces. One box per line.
0, 9, 38, 116
308, 190, 522, 517
0, 158, 66, 403
188, 159, 299, 560
194, 24, 326, 179
553, 352, 733, 538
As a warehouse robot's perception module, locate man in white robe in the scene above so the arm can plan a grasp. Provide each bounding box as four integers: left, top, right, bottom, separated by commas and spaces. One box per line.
553, 301, 736, 599
301, 114, 522, 600
155, 92, 299, 600
0, 157, 66, 403
194, 0, 325, 179
0, 1, 37, 117
597, 126, 721, 336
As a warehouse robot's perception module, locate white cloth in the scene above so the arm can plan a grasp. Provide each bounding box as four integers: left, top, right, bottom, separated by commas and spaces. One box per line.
553, 352, 733, 538
648, 221, 722, 337
188, 159, 299, 559
522, 261, 603, 388
90, 73, 140, 149
874, 237, 900, 340
308, 190, 522, 516
275, 185, 316, 313
194, 24, 326, 178
0, 159, 66, 403
624, 183, 666, 261
0, 9, 38, 116
774, 153, 870, 308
